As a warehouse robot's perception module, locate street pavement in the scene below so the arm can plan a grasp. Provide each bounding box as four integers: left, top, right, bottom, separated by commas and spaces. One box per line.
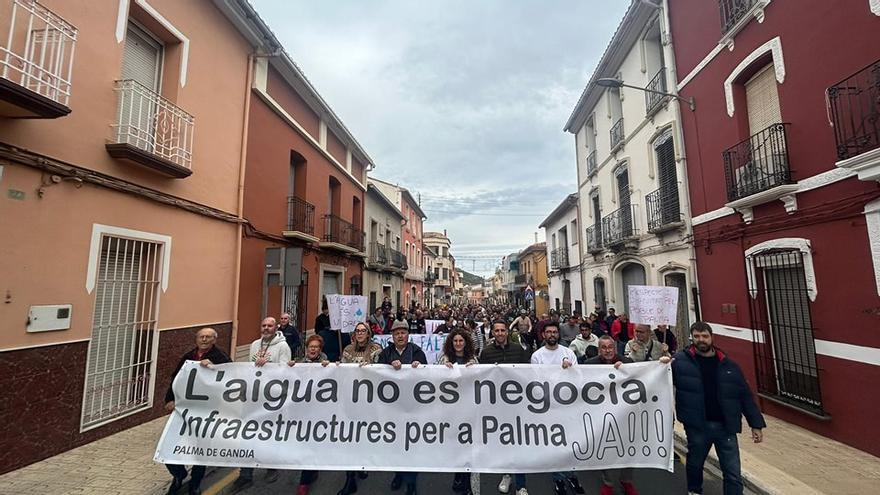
224, 462, 727, 495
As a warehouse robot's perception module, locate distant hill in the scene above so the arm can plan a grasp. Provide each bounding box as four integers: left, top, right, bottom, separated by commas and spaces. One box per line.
456, 268, 484, 286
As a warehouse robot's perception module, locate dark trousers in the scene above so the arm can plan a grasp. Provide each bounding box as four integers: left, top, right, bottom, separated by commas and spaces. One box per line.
300, 470, 318, 485
685, 422, 743, 495
166, 464, 205, 488
395, 472, 418, 485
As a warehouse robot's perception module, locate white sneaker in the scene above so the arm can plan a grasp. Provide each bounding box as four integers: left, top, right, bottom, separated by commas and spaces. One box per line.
516, 489, 529, 495
498, 474, 512, 494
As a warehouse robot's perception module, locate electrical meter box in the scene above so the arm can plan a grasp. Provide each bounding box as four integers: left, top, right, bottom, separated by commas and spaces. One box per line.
27, 304, 73, 332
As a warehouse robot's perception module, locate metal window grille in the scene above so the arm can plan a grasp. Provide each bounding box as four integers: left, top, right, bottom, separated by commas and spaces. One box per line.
645, 67, 668, 115
746, 248, 824, 415
1, 0, 77, 105
287, 196, 315, 235
81, 236, 162, 430
610, 117, 625, 150
647, 134, 681, 232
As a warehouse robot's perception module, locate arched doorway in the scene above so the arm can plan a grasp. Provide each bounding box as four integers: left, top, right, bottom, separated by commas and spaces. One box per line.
620, 263, 646, 315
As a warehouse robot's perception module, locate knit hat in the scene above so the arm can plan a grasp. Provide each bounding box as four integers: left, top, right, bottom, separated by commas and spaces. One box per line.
391, 319, 409, 332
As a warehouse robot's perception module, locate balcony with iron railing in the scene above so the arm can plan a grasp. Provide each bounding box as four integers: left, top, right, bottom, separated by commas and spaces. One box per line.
388, 248, 408, 271
828, 59, 880, 163
723, 123, 793, 202
646, 187, 683, 234
586, 149, 598, 177
284, 196, 316, 241
406, 263, 424, 281
550, 247, 569, 271
602, 203, 639, 247
425, 271, 437, 283
610, 117, 625, 151
645, 67, 668, 116
0, 0, 76, 118
322, 214, 365, 253
586, 225, 603, 253
719, 0, 758, 35
105, 79, 195, 178
368, 241, 388, 268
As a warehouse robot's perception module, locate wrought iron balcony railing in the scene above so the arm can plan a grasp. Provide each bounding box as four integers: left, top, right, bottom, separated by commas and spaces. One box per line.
286, 196, 315, 235
610, 117, 625, 150
425, 271, 437, 283
369, 242, 388, 266
722, 123, 793, 202
646, 187, 682, 233
828, 59, 880, 161
645, 67, 668, 115
719, 0, 757, 34
586, 149, 598, 177
388, 248, 408, 271
323, 214, 365, 251
0, 0, 77, 110
109, 79, 195, 170
586, 225, 603, 253
602, 203, 639, 247
550, 247, 569, 270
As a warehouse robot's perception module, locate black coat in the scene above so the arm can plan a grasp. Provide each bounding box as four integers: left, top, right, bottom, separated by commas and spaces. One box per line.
583, 354, 633, 365
377, 342, 428, 365
671, 346, 766, 434
478, 339, 531, 364
165, 345, 231, 403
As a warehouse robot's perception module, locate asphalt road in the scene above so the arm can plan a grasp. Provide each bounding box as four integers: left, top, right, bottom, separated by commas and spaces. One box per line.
231, 459, 725, 495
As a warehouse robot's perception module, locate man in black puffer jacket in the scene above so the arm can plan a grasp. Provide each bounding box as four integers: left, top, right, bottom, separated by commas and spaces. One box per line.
672, 322, 766, 495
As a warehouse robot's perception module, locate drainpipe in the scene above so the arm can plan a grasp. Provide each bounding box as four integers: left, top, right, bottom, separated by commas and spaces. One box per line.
231, 52, 255, 356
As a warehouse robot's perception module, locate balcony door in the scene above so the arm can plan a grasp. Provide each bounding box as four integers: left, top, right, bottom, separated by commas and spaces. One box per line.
120, 24, 162, 151
616, 168, 632, 235
655, 133, 679, 225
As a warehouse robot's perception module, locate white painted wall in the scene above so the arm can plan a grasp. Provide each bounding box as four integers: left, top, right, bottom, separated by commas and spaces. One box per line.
572, 6, 697, 323
543, 204, 584, 314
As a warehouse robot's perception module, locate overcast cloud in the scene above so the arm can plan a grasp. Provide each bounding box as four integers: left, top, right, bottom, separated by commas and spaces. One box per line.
251, 0, 629, 276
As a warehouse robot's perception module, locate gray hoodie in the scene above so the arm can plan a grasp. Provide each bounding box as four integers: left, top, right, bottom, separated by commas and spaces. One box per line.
249, 331, 292, 364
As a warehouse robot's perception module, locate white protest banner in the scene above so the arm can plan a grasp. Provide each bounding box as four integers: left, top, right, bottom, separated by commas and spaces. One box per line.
374, 333, 447, 364
327, 294, 368, 333
155, 362, 674, 473
424, 319, 445, 334
627, 285, 679, 326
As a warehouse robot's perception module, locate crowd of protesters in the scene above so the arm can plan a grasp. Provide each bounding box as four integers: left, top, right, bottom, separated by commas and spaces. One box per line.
164, 299, 764, 495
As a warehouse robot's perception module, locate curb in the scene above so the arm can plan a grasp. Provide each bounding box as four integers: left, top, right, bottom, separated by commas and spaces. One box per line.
673, 431, 770, 495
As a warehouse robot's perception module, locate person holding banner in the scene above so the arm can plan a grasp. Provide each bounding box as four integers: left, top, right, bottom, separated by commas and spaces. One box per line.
334, 322, 381, 495
610, 313, 634, 356
163, 327, 230, 495
584, 335, 638, 495
530, 321, 586, 495
438, 328, 480, 495
654, 324, 677, 355
377, 319, 426, 495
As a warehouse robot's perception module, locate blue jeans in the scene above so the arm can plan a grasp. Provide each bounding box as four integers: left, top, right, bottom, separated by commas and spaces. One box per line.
685, 422, 743, 495
551, 471, 578, 482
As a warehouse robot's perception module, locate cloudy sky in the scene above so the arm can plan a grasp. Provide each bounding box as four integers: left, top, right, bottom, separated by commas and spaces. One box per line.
251, 0, 629, 277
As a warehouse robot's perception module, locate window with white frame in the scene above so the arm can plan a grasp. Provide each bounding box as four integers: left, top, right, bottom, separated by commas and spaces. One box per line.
81, 235, 164, 430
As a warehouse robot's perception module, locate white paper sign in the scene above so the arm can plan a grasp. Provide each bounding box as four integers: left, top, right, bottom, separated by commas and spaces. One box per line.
627, 285, 679, 326
155, 362, 674, 473
327, 294, 368, 333
374, 333, 447, 364
424, 319, 445, 334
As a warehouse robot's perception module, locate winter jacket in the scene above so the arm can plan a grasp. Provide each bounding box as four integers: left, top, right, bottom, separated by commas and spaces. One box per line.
278, 323, 301, 354
625, 337, 665, 361
478, 338, 531, 364
165, 345, 231, 403
671, 345, 766, 434
568, 333, 599, 361
377, 341, 428, 365
611, 319, 635, 342
583, 354, 633, 366
249, 331, 292, 364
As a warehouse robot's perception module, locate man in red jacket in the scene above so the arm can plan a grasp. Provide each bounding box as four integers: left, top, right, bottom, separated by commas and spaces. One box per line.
610, 313, 634, 356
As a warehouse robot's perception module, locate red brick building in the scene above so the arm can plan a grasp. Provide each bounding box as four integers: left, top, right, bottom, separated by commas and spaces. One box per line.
668, 0, 880, 455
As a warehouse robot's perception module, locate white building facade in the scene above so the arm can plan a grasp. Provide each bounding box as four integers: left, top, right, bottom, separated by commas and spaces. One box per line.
540, 193, 585, 315
424, 231, 453, 305
363, 184, 406, 314
564, 1, 697, 337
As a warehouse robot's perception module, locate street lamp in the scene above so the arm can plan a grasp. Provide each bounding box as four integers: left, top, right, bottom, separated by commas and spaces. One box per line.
595, 77, 695, 112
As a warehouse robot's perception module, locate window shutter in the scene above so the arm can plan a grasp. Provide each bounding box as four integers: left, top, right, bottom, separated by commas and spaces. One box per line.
122, 25, 161, 91
745, 64, 782, 135
655, 135, 680, 224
